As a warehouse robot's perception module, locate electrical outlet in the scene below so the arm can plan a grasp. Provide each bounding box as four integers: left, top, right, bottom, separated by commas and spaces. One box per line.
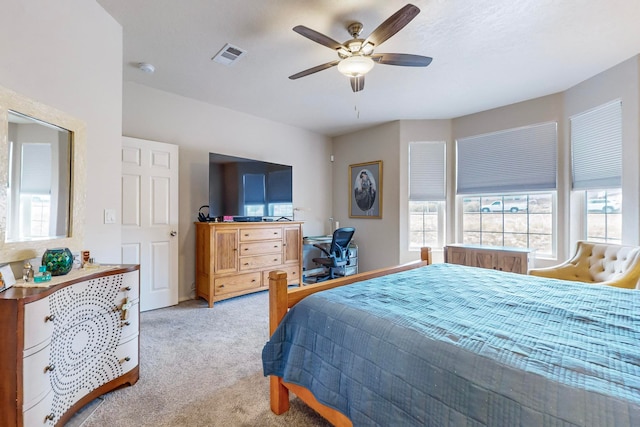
104, 209, 116, 224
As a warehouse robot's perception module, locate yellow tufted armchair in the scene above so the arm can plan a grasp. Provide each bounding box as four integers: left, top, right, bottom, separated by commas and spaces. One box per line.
529, 240, 640, 289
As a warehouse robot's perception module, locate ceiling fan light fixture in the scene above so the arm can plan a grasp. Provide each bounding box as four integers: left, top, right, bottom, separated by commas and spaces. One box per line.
337, 55, 374, 77
360, 42, 374, 55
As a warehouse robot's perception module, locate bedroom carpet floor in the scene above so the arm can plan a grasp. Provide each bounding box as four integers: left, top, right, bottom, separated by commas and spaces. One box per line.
69, 292, 329, 427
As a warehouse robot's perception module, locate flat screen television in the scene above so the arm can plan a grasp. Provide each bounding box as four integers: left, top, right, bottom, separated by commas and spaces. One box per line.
208, 153, 293, 221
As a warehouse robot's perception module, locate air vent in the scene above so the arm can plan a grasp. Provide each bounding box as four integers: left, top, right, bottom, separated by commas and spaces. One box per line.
212, 43, 246, 66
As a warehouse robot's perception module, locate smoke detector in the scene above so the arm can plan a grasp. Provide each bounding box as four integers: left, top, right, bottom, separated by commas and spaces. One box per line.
212, 43, 246, 66
137, 62, 156, 73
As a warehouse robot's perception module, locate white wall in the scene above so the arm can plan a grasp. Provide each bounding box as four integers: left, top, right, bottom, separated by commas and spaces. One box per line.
399, 120, 452, 264
337, 54, 640, 271
452, 93, 566, 262
0, 0, 123, 263
564, 55, 640, 247
121, 82, 332, 301
332, 121, 402, 271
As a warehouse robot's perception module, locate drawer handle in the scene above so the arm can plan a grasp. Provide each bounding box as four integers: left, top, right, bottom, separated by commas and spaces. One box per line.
220, 284, 225, 288
45, 364, 55, 372
124, 286, 132, 291
251, 279, 256, 283
45, 314, 55, 322
244, 248, 249, 251
45, 413, 55, 421
244, 234, 249, 237
121, 298, 132, 321
243, 263, 249, 266
123, 321, 131, 326
120, 356, 131, 364
273, 258, 277, 261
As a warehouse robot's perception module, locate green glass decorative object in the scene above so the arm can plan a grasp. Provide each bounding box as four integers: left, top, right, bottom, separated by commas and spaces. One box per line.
42, 247, 74, 276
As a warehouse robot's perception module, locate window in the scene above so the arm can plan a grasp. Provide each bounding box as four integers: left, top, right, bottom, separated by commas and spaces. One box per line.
409, 201, 445, 250
409, 141, 446, 250
585, 189, 621, 243
20, 194, 51, 239
456, 123, 557, 257
461, 193, 554, 255
571, 101, 622, 243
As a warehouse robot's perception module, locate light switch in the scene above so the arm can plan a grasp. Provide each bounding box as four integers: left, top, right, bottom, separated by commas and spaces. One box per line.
104, 209, 116, 224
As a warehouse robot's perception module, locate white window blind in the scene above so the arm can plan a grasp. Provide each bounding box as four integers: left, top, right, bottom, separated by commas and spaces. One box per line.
409, 141, 446, 201
21, 143, 52, 194
571, 100, 622, 189
456, 122, 557, 194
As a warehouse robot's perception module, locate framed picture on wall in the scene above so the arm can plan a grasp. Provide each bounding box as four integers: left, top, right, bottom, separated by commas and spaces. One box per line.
349, 160, 382, 219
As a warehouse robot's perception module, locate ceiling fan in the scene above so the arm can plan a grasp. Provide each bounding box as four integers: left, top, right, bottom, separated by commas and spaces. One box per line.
289, 3, 432, 92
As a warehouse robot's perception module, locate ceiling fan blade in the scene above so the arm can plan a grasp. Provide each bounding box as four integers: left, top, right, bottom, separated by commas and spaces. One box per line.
293, 25, 345, 50
362, 4, 420, 48
350, 76, 365, 92
372, 53, 432, 67
289, 60, 340, 80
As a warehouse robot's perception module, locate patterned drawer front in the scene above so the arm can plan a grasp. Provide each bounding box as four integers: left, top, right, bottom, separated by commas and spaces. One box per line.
239, 254, 282, 271
23, 388, 54, 427
239, 227, 282, 241
24, 296, 55, 351
215, 272, 261, 295
240, 240, 282, 255
49, 273, 130, 332
23, 343, 53, 411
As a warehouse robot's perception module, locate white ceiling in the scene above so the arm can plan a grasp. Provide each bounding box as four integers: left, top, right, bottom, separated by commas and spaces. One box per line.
97, 0, 640, 137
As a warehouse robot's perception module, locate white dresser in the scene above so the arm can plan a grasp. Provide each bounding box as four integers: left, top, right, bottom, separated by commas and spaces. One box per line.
0, 265, 140, 426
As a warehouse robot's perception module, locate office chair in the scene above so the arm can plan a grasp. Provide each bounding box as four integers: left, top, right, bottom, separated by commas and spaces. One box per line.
312, 227, 356, 282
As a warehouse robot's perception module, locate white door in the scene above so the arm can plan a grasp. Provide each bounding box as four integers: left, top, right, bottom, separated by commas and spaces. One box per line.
121, 136, 179, 311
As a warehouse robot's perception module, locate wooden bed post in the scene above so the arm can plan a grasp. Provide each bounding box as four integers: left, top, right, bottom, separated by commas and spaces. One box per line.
268, 270, 290, 414
266, 248, 432, 423
421, 247, 432, 264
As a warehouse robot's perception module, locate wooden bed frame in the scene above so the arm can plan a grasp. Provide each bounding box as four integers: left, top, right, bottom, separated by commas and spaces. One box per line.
267, 247, 433, 426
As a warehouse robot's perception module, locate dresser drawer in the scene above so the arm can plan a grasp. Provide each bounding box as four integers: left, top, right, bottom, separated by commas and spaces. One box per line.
23, 388, 54, 427
263, 265, 300, 286
240, 240, 282, 255
120, 301, 139, 342
23, 343, 52, 411
239, 254, 282, 271
24, 297, 55, 351
239, 227, 282, 241
116, 335, 139, 376
118, 270, 140, 302
215, 272, 261, 295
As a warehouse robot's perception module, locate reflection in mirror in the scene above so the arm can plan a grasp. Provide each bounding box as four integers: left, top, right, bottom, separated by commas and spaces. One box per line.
6, 111, 71, 242
0, 85, 85, 263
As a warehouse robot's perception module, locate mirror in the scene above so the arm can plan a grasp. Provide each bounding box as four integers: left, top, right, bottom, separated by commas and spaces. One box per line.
6, 111, 72, 242
0, 85, 85, 262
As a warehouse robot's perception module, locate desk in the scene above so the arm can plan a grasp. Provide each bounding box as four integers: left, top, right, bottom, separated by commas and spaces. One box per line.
302, 236, 358, 283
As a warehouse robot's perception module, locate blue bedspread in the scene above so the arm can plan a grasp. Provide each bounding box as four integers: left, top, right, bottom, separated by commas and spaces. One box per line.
262, 263, 640, 426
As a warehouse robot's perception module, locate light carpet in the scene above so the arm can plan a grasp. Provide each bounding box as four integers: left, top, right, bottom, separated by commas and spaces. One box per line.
72, 292, 330, 427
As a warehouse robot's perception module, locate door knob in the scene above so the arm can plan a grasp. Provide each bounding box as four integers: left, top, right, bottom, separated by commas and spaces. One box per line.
170, 231, 177, 236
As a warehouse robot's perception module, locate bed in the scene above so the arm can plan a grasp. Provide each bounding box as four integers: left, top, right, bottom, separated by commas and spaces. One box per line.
262, 248, 640, 426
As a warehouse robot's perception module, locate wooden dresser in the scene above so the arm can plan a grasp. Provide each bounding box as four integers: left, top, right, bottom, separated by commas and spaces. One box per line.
0, 265, 140, 427
195, 221, 303, 307
444, 244, 535, 274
